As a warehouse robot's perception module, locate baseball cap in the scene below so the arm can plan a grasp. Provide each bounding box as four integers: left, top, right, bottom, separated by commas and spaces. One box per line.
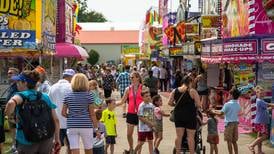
11, 73, 36, 84
62, 69, 75, 77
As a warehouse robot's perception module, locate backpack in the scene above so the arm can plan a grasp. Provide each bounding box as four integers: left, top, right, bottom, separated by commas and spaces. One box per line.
18, 92, 55, 142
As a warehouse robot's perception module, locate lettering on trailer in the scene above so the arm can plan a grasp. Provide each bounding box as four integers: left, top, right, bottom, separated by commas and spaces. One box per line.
0, 31, 33, 47
262, 39, 274, 53
0, 0, 24, 17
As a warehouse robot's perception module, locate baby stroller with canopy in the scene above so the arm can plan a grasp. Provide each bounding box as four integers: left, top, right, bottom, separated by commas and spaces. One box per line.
173, 110, 206, 154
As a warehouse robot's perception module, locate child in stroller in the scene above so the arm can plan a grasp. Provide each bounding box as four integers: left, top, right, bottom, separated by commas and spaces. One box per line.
173, 110, 206, 154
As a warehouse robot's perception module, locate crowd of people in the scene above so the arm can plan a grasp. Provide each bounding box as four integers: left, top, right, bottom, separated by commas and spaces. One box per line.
0, 62, 273, 154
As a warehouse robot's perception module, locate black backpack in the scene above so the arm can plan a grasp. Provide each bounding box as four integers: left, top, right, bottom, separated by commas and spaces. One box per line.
18, 92, 55, 142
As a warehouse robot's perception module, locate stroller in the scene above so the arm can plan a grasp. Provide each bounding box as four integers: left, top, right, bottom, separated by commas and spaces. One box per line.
173, 110, 206, 154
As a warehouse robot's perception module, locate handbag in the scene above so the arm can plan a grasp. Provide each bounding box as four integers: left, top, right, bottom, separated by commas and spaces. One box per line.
169, 89, 187, 122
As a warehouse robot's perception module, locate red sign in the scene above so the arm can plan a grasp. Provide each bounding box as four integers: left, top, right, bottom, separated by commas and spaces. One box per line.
223, 40, 258, 55
262, 39, 274, 53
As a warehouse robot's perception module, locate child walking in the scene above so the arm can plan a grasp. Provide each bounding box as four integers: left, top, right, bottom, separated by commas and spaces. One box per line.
134, 90, 155, 154
248, 86, 274, 154
206, 110, 219, 154
212, 87, 241, 154
100, 99, 117, 154
89, 80, 104, 108
152, 95, 170, 154
93, 109, 106, 154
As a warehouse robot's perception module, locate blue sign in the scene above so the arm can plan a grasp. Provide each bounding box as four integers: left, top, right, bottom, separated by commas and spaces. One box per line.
0, 30, 36, 49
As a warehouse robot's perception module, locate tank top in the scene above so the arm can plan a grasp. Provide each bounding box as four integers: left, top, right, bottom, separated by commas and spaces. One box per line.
197, 75, 208, 92
128, 84, 143, 114
174, 88, 197, 122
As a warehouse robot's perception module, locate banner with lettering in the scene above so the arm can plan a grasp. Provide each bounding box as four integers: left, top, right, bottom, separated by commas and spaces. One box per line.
0, 0, 36, 51
42, 0, 56, 53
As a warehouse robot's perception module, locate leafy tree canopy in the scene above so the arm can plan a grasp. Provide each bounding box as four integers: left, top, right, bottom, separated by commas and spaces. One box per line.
76, 0, 107, 22
87, 49, 100, 65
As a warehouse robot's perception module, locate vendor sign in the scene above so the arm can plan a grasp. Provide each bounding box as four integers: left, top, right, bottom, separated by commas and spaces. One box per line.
233, 64, 256, 94
42, 0, 56, 53
211, 43, 222, 56
0, 0, 36, 50
122, 44, 140, 55
169, 46, 186, 57
262, 39, 274, 53
223, 40, 258, 55
201, 15, 220, 28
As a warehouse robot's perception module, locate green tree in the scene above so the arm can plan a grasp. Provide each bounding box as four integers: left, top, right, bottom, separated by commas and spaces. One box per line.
76, 0, 107, 22
87, 49, 100, 65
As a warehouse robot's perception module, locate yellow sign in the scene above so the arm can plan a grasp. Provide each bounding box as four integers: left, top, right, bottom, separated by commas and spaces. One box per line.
201, 15, 220, 28
0, 0, 37, 51
122, 44, 140, 54
169, 47, 185, 56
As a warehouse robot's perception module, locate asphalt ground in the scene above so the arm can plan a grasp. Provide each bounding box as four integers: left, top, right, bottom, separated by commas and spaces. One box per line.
61, 90, 274, 154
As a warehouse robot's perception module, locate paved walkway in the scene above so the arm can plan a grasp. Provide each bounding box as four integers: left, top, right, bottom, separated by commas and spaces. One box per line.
60, 91, 274, 154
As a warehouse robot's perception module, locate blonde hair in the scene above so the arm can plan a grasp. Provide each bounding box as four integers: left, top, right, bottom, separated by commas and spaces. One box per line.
254, 85, 263, 93
71, 73, 89, 92
89, 80, 98, 87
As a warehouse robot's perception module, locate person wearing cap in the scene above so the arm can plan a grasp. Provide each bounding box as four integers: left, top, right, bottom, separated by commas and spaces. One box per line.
4, 70, 60, 153
49, 69, 75, 153
34, 66, 51, 94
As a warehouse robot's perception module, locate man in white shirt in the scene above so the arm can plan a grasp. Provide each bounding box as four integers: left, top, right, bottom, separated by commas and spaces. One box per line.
151, 64, 160, 79
48, 69, 75, 153
159, 66, 168, 92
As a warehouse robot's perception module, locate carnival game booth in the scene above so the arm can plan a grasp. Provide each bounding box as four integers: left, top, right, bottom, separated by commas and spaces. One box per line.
201, 35, 274, 134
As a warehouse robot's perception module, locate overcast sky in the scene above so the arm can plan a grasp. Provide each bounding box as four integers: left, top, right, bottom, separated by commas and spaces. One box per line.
87, 0, 199, 22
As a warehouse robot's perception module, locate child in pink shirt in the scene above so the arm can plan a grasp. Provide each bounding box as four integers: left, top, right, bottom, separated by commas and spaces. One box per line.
152, 95, 170, 154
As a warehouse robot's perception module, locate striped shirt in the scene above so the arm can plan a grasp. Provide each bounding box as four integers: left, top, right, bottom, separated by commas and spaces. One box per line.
63, 92, 94, 128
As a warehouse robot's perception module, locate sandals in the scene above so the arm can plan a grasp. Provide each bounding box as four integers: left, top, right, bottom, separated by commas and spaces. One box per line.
247, 145, 255, 154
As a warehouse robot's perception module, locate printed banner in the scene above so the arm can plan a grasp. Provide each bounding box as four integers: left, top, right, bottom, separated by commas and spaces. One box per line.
65, 1, 73, 43
0, 0, 36, 50
262, 39, 274, 53
233, 64, 256, 94
42, 0, 56, 53
253, 0, 274, 35
222, 0, 249, 38
121, 44, 140, 55
223, 40, 258, 55
211, 43, 223, 55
